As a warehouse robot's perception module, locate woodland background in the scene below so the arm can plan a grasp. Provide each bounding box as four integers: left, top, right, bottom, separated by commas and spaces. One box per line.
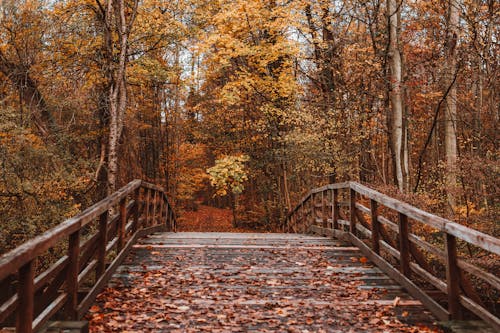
0, 0, 498, 254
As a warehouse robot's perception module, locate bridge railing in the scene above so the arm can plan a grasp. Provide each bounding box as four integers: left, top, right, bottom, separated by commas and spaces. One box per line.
0, 180, 176, 333
285, 182, 499, 330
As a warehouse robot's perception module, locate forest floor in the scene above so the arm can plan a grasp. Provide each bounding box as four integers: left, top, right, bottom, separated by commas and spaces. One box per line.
176, 205, 256, 233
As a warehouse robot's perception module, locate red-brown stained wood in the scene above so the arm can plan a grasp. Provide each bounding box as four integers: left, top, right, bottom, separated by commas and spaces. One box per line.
371, 199, 380, 254
349, 189, 356, 234
118, 198, 127, 251
332, 189, 339, 230
17, 260, 34, 333
151, 190, 158, 226
145, 188, 151, 227
321, 191, 327, 229
133, 188, 140, 233
446, 233, 462, 320
65, 230, 80, 320
398, 213, 411, 277
97, 211, 108, 278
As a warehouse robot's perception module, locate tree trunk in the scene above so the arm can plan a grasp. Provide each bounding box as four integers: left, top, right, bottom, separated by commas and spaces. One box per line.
444, 0, 460, 209
102, 0, 138, 194
387, 0, 405, 191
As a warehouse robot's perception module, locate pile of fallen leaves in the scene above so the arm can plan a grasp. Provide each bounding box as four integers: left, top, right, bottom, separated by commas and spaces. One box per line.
177, 205, 254, 232
87, 242, 442, 332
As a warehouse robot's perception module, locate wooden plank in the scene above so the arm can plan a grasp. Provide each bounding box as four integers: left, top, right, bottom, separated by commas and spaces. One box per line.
145, 188, 151, 227
410, 262, 447, 293
118, 198, 127, 251
446, 233, 462, 319
380, 240, 400, 259
355, 202, 370, 214
348, 233, 449, 321
106, 237, 118, 253
77, 259, 97, 285
65, 231, 80, 320
332, 189, 339, 230
133, 188, 140, 233
96, 211, 108, 278
460, 295, 500, 331
17, 260, 35, 333
0, 294, 17, 323
349, 189, 356, 234
32, 293, 66, 332
34, 256, 68, 292
378, 215, 398, 232
371, 200, 380, 254
399, 213, 411, 277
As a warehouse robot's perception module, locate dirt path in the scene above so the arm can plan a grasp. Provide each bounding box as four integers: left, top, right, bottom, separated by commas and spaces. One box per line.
176, 205, 254, 233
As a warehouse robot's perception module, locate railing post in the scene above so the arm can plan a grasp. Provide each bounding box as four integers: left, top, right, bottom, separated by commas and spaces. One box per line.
398, 213, 411, 277
145, 188, 151, 227
165, 202, 170, 231
159, 193, 165, 227
300, 202, 304, 233
66, 230, 80, 319
17, 260, 35, 333
96, 210, 108, 277
445, 233, 462, 319
370, 199, 380, 254
349, 189, 356, 234
151, 190, 158, 226
132, 188, 140, 234
332, 189, 339, 230
321, 191, 327, 230
118, 198, 127, 251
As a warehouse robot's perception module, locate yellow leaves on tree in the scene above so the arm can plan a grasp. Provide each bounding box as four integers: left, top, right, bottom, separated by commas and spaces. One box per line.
207, 155, 250, 197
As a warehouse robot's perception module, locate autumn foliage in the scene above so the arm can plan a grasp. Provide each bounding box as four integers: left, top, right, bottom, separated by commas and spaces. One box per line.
0, 0, 498, 254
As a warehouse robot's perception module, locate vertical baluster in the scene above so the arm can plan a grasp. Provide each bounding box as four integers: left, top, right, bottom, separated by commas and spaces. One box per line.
170, 208, 176, 231
118, 198, 126, 251
371, 200, 380, 254
349, 189, 356, 234
445, 233, 462, 319
165, 202, 170, 231
332, 188, 339, 230
66, 230, 80, 319
322, 191, 327, 230
159, 193, 165, 226
295, 201, 306, 232
145, 188, 151, 227
151, 190, 158, 226
17, 260, 35, 333
398, 213, 411, 276
132, 188, 140, 234
96, 210, 108, 277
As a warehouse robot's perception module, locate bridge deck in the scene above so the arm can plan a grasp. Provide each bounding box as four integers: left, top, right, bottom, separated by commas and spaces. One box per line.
87, 232, 440, 332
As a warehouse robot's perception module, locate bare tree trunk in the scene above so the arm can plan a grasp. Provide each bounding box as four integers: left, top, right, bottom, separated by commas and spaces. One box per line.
387, 0, 405, 191
444, 0, 460, 209
101, 0, 138, 194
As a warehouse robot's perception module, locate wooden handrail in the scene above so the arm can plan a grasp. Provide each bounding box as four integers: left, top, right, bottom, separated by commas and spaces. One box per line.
0, 180, 177, 333
285, 181, 500, 330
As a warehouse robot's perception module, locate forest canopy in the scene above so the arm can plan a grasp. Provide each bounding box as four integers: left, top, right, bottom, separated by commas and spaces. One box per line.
0, 0, 498, 253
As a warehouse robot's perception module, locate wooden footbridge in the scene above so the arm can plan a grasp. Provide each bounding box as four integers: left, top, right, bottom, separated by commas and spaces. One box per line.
0, 180, 499, 332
